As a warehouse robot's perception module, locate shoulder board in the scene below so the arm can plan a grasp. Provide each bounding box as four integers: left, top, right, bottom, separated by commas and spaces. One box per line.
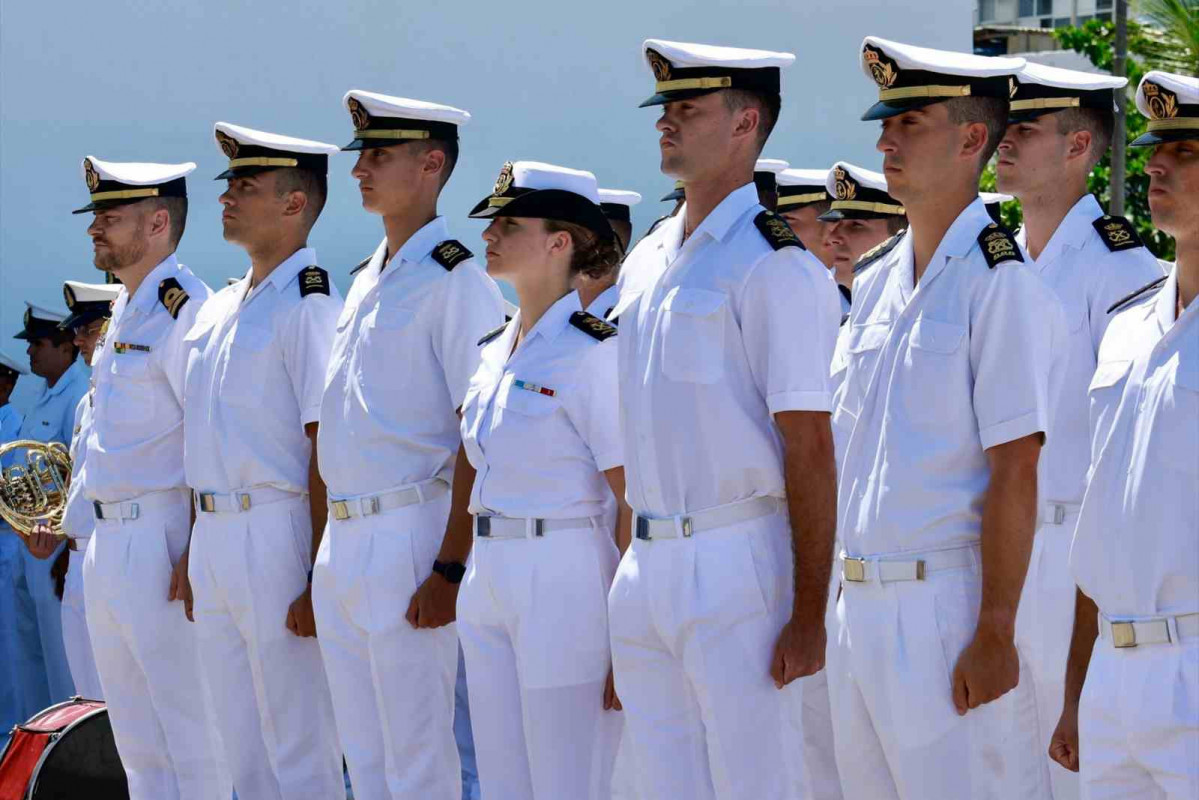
477, 321, 509, 347
976, 223, 1024, 269
431, 240, 473, 271
1092, 215, 1145, 253
852, 231, 904, 275
349, 255, 372, 276
604, 306, 617, 325
569, 311, 617, 342
837, 283, 852, 307
840, 313, 850, 328
1107, 275, 1167, 315
753, 210, 805, 251
299, 265, 330, 298
644, 214, 671, 237
157, 278, 189, 319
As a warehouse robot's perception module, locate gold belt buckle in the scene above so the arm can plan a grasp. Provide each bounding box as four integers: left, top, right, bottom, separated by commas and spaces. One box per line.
331, 500, 350, 521
239, 493, 251, 511
199, 493, 216, 513
1110, 621, 1137, 648
843, 557, 867, 583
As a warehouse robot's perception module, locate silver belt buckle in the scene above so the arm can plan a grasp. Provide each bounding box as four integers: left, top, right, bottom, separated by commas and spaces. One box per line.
476, 516, 492, 537
635, 516, 651, 541
681, 517, 693, 538
363, 495, 380, 516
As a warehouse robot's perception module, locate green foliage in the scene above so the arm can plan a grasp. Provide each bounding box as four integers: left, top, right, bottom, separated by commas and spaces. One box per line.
1134, 0, 1199, 75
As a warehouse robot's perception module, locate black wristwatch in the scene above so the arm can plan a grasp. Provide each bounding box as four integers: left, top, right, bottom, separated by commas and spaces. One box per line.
432, 560, 466, 584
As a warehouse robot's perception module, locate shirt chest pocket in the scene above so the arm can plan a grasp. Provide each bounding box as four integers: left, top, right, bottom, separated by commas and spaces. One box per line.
220, 323, 273, 406
902, 318, 968, 423
492, 380, 564, 452
1162, 357, 1199, 472
839, 322, 890, 419
105, 356, 157, 424
660, 287, 727, 384
360, 306, 419, 382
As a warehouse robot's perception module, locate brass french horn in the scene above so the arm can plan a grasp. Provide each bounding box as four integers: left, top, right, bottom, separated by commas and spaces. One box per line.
0, 440, 71, 536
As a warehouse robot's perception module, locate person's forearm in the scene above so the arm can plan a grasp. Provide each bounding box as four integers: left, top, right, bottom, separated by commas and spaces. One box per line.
306, 424, 329, 561
782, 421, 837, 625
614, 502, 632, 555
977, 450, 1039, 636
436, 445, 476, 564
1062, 588, 1099, 709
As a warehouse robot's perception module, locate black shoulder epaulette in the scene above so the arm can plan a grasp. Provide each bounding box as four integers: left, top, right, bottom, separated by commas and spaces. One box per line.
604, 306, 617, 325
569, 311, 617, 341
299, 266, 330, 298
349, 255, 372, 276
753, 210, 805, 251
157, 278, 189, 319
837, 284, 852, 307
644, 213, 671, 238
1092, 215, 1145, 253
477, 321, 509, 347
852, 231, 904, 275
976, 223, 1024, 269
840, 313, 850, 328
431, 240, 473, 271
1107, 275, 1167, 315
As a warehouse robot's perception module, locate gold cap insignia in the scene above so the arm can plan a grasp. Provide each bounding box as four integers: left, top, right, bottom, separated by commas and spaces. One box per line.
493, 161, 515, 196
348, 97, 371, 130
834, 167, 857, 201
63, 285, 76, 309
646, 49, 672, 82
84, 159, 101, 192
863, 45, 897, 89
1009, 77, 1018, 99
23, 308, 32, 328
216, 130, 239, 159
1142, 82, 1178, 120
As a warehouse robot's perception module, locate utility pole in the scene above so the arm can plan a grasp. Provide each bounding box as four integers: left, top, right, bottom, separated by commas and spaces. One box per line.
1111, 0, 1129, 216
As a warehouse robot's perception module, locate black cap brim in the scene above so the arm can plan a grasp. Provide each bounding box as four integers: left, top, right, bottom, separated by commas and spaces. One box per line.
661, 189, 685, 202
1130, 129, 1198, 147
469, 189, 613, 239
818, 208, 900, 222
1007, 108, 1062, 124
59, 309, 107, 331
214, 165, 278, 180
860, 96, 944, 121
639, 87, 723, 109
72, 197, 149, 215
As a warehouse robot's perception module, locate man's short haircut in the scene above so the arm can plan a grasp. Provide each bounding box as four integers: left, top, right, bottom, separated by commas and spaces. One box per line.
145, 195, 188, 249
807, 199, 832, 218
945, 96, 1009, 171
274, 167, 329, 229
723, 88, 781, 153
43, 330, 79, 360
1054, 106, 1114, 169
886, 214, 908, 235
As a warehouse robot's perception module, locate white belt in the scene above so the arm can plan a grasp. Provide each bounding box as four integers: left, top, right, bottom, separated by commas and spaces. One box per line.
93, 489, 187, 522
840, 544, 979, 584
1099, 611, 1199, 649
328, 478, 448, 522
1039, 501, 1081, 527
195, 486, 300, 514
473, 515, 596, 539
634, 495, 783, 541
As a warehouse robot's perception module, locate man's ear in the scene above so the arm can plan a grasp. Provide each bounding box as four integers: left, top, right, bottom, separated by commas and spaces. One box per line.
960, 121, 991, 163
732, 105, 761, 143
149, 207, 172, 240
281, 190, 309, 220
423, 147, 447, 179
1067, 128, 1094, 163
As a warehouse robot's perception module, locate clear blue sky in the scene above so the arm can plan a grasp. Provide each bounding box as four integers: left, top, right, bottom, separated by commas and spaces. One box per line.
0, 0, 968, 411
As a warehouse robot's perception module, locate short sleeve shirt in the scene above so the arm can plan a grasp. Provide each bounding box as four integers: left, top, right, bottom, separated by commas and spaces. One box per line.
612, 183, 841, 517
317, 217, 506, 496
17, 359, 87, 451
837, 200, 1067, 556
184, 247, 343, 494
461, 292, 621, 519
61, 395, 94, 540
1070, 267, 1198, 617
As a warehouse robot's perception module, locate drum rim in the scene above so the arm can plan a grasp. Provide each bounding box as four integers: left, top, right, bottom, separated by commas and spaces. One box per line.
18, 699, 111, 800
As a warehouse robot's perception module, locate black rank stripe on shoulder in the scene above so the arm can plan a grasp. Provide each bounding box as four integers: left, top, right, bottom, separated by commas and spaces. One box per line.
432, 240, 473, 271
349, 255, 372, 276
569, 311, 617, 341
299, 266, 330, 298
157, 278, 189, 319
477, 321, 509, 347
1092, 215, 1145, 253
976, 223, 1024, 269
1107, 275, 1167, 315
853, 230, 904, 275
753, 210, 805, 251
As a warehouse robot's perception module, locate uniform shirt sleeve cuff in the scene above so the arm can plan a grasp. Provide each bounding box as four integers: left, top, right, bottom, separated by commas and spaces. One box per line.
767, 390, 832, 415
300, 405, 322, 428
979, 410, 1047, 451
592, 450, 623, 474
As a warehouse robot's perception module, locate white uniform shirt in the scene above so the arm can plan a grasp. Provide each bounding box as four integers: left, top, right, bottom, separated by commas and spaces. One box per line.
837, 200, 1066, 556
613, 183, 841, 517
18, 359, 87, 450
587, 284, 620, 320
317, 217, 505, 496
1071, 267, 1198, 617
62, 395, 94, 540
1016, 195, 1164, 505
461, 292, 620, 520
184, 248, 342, 494
0, 402, 24, 466
85, 255, 212, 503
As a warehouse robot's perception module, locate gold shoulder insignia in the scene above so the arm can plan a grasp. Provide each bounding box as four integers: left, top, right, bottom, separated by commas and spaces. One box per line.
477, 321, 509, 347
431, 239, 473, 271
976, 223, 1024, 269
299, 266, 330, 298
852, 230, 905, 275
1091, 215, 1144, 253
1107, 275, 1167, 315
753, 210, 805, 252
157, 277, 190, 319
569, 311, 617, 342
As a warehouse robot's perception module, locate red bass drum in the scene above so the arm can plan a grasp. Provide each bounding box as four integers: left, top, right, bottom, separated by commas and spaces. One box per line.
0, 698, 128, 800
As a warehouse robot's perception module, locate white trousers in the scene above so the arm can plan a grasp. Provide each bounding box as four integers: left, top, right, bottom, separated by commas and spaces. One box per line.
1016, 516, 1081, 800
11, 536, 73, 713
82, 489, 230, 800
189, 495, 344, 800
62, 538, 102, 700
827, 548, 1052, 800
798, 572, 845, 800
1079, 638, 1199, 800
608, 510, 806, 800
312, 492, 460, 800
457, 522, 622, 800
